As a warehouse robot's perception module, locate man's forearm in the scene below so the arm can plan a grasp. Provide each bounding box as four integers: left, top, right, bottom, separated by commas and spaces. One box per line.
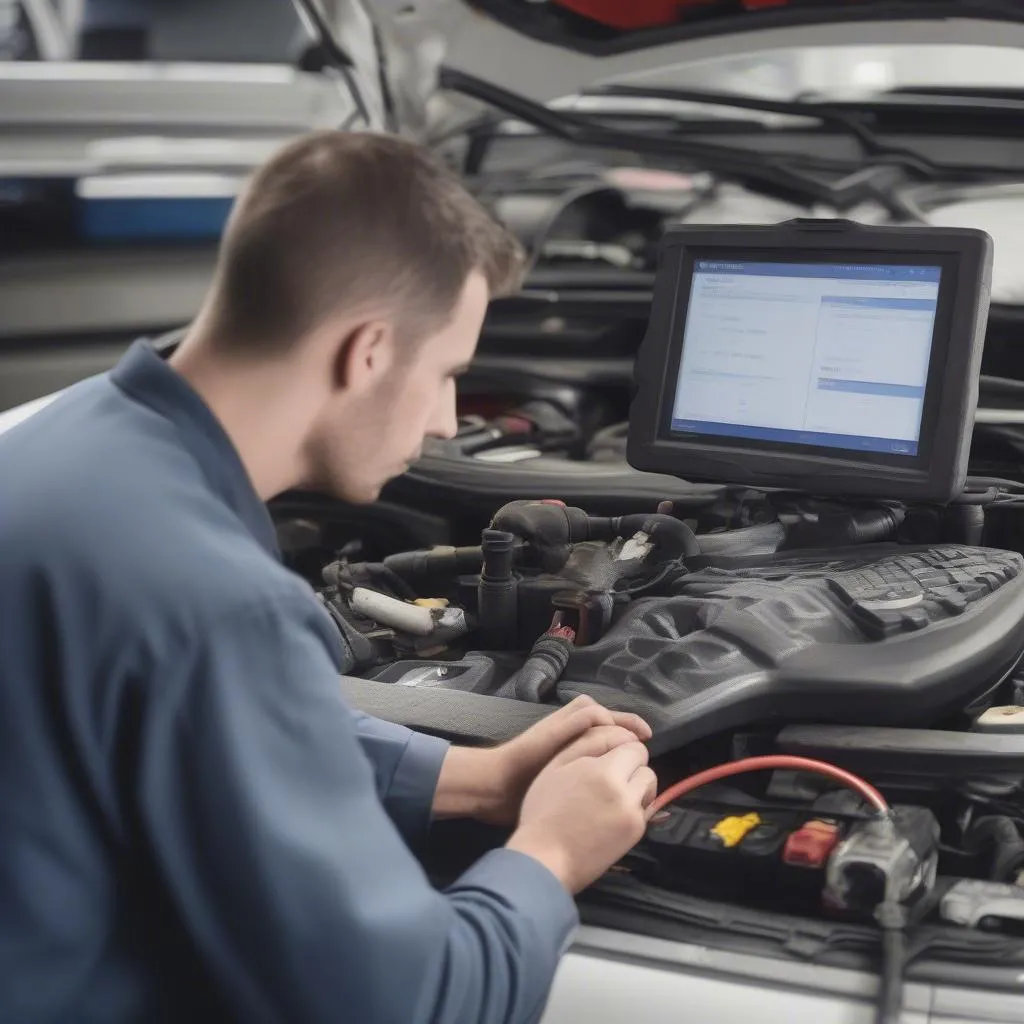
433, 746, 507, 823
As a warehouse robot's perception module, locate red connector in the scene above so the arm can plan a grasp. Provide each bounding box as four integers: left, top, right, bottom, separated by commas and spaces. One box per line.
783, 820, 842, 868
547, 624, 577, 643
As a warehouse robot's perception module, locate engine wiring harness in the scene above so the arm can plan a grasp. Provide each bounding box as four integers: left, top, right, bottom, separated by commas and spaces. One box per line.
306, 491, 1024, 1024
648, 754, 942, 1024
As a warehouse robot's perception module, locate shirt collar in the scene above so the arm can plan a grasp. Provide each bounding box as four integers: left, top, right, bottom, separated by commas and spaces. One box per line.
110, 338, 280, 558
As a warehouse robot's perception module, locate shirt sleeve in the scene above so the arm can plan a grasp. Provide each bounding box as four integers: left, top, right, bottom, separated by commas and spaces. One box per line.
132, 590, 579, 1024
344, 705, 451, 844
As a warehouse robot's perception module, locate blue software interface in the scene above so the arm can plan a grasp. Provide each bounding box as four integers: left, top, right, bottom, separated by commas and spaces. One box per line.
670, 260, 942, 456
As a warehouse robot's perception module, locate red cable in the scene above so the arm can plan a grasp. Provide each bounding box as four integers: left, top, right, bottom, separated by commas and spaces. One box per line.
649, 755, 890, 816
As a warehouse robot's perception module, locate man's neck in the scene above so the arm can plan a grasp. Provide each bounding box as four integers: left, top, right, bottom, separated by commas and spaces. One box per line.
168, 333, 314, 502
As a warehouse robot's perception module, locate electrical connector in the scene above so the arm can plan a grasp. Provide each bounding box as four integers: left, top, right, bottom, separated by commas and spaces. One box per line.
709, 813, 762, 849
783, 820, 842, 868
825, 806, 939, 913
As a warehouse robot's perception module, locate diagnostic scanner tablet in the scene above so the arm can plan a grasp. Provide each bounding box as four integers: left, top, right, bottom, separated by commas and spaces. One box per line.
628, 219, 993, 502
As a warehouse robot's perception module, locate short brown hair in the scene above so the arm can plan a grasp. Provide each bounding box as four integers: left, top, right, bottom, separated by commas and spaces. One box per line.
204, 131, 524, 351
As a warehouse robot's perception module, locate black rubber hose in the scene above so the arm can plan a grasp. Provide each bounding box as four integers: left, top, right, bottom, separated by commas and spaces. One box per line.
478, 530, 518, 649
488, 501, 702, 565
490, 501, 592, 547
611, 513, 702, 560
383, 546, 483, 585
782, 508, 904, 550
943, 503, 986, 546
844, 508, 906, 545
495, 633, 574, 703
489, 501, 597, 574
968, 816, 1024, 882
876, 917, 907, 1024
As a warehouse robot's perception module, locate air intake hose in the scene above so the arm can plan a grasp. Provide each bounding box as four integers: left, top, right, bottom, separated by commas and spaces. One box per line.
495, 625, 576, 703
383, 545, 483, 586
489, 499, 701, 569
783, 507, 906, 549
607, 513, 702, 560
489, 501, 593, 572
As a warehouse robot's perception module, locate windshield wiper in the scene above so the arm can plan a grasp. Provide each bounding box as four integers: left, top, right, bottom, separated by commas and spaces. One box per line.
586, 84, 1024, 182
440, 67, 922, 214
590, 83, 943, 178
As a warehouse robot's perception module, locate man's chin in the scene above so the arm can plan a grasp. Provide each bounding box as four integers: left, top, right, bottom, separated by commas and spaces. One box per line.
354, 476, 396, 505
303, 468, 401, 505
343, 484, 384, 505
298, 480, 383, 506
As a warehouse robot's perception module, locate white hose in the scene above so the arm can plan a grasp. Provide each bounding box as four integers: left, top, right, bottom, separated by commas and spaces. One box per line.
350, 588, 435, 636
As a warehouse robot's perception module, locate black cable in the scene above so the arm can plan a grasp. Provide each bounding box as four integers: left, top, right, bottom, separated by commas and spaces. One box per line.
981, 374, 1024, 397
612, 561, 683, 597
592, 83, 942, 179
437, 66, 879, 209
292, 0, 353, 66
967, 475, 1024, 493
371, 22, 398, 133
874, 902, 909, 1024
951, 487, 1001, 506
291, 0, 372, 128
879, 929, 906, 1024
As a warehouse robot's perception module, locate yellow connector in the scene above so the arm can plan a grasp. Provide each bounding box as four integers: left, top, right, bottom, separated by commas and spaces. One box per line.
413, 598, 449, 609
710, 812, 762, 849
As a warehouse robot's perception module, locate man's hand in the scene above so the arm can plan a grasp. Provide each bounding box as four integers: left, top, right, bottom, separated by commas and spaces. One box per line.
432, 696, 652, 827
508, 739, 658, 893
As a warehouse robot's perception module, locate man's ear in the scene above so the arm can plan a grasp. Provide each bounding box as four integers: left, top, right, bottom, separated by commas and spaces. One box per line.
332, 318, 396, 395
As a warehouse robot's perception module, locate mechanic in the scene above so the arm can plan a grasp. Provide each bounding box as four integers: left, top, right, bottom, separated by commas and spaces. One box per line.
0, 132, 658, 1023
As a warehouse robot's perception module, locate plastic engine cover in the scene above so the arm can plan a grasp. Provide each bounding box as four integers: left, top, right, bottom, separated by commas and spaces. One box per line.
556, 545, 1024, 756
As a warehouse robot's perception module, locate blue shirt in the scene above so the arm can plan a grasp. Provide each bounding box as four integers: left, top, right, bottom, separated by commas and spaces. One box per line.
0, 341, 578, 1023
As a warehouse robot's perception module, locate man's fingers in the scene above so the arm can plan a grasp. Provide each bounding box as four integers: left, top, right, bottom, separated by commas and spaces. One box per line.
608, 710, 653, 741
563, 694, 597, 711
560, 698, 651, 743
548, 725, 640, 769
598, 740, 650, 779
628, 767, 659, 810
534, 699, 615, 750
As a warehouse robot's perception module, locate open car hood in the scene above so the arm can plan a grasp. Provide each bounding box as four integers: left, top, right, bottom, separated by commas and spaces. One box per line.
442, 0, 1024, 52
330, 0, 1024, 131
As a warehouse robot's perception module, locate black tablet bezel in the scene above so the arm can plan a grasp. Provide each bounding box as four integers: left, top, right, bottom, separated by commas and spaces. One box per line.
627, 221, 993, 502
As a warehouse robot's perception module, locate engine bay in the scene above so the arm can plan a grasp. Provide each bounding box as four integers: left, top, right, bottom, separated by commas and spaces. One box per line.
262, 218, 1024, 1022
272, 490, 1024, 941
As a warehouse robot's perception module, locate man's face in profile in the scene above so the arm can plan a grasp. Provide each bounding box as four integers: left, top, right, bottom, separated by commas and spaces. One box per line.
309, 272, 489, 504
